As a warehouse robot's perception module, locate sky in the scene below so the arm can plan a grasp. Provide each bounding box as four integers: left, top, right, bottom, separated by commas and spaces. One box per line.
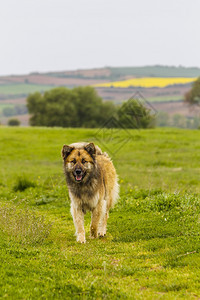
0, 0, 200, 75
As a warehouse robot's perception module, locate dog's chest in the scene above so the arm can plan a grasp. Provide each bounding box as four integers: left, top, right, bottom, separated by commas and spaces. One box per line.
69, 191, 99, 212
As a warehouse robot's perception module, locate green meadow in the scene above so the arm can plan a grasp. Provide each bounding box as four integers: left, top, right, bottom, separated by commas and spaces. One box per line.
0, 127, 200, 299
0, 84, 53, 96
147, 95, 183, 102
0, 103, 13, 114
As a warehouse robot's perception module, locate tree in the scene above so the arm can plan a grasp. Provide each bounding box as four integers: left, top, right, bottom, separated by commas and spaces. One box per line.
73, 86, 117, 127
26, 92, 45, 126
26, 86, 117, 128
184, 77, 200, 106
3, 105, 27, 117
26, 87, 155, 129
73, 86, 104, 127
8, 118, 20, 126
27, 88, 78, 127
42, 88, 78, 127
172, 114, 187, 128
117, 99, 155, 129
3, 107, 15, 117
156, 112, 169, 127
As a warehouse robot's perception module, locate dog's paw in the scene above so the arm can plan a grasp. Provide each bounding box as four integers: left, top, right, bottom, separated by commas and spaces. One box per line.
77, 234, 86, 243
77, 239, 86, 243
90, 232, 98, 239
90, 233, 98, 239
78, 240, 86, 244
90, 227, 98, 238
98, 232, 106, 238
98, 228, 106, 237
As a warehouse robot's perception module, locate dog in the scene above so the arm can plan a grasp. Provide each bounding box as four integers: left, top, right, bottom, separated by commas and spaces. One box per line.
61, 142, 119, 243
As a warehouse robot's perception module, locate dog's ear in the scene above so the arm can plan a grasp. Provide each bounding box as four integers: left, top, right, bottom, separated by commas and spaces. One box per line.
84, 143, 96, 157
61, 145, 74, 160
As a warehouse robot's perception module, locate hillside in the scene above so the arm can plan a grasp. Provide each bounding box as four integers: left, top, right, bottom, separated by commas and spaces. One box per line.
0, 65, 200, 125
109, 65, 200, 78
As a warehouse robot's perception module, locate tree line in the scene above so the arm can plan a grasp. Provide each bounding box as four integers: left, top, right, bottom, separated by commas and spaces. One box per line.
184, 77, 200, 106
2, 104, 27, 117
26, 86, 155, 128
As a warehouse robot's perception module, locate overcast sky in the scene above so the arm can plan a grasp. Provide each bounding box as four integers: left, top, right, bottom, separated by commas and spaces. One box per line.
0, 0, 200, 75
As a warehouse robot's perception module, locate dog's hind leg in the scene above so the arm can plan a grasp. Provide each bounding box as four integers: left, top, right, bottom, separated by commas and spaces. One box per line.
90, 198, 104, 238
98, 186, 118, 237
98, 200, 108, 237
71, 204, 86, 243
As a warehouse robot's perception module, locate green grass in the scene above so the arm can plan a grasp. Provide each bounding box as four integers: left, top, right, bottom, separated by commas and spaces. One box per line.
13, 175, 37, 191
0, 127, 200, 299
0, 103, 13, 113
0, 84, 54, 95
110, 65, 200, 78
147, 95, 183, 102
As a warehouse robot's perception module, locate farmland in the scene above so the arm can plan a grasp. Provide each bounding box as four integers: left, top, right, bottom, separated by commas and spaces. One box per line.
0, 84, 53, 96
0, 127, 200, 299
1, 65, 200, 126
94, 77, 197, 88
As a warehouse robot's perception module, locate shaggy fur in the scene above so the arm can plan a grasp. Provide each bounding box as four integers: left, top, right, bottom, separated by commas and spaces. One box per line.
61, 142, 119, 243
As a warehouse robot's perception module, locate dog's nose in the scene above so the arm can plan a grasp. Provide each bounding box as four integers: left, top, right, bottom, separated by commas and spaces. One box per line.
75, 169, 82, 175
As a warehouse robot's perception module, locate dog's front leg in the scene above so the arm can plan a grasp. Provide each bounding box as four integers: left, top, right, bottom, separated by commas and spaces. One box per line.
90, 200, 103, 238
71, 204, 85, 243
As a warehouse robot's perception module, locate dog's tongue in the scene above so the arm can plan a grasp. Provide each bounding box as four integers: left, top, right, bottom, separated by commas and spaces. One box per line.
76, 175, 82, 181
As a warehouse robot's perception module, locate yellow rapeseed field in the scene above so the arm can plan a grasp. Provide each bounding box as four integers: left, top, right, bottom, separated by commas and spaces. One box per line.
94, 77, 196, 88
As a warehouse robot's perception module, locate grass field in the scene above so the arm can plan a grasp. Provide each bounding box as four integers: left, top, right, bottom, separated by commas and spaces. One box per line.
0, 127, 200, 299
147, 95, 183, 102
109, 66, 200, 78
0, 84, 53, 95
95, 77, 196, 89
0, 103, 13, 113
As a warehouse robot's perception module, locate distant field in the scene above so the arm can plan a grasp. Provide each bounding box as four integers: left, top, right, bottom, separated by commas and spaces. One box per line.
0, 103, 13, 113
0, 84, 53, 95
147, 95, 183, 102
95, 77, 196, 88
0, 127, 200, 299
117, 95, 183, 104
109, 66, 200, 78
47, 66, 200, 79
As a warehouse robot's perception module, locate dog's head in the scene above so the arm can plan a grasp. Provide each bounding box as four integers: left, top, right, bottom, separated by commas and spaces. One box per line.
62, 143, 96, 184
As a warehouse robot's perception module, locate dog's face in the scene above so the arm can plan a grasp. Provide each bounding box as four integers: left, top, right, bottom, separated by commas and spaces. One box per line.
62, 143, 96, 184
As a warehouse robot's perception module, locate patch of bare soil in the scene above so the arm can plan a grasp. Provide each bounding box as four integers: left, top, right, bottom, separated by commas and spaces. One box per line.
1, 98, 26, 104
1, 75, 110, 86
60, 67, 111, 78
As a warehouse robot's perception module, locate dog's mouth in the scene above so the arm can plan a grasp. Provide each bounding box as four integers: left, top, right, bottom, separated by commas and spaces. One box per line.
76, 174, 83, 181
74, 172, 85, 182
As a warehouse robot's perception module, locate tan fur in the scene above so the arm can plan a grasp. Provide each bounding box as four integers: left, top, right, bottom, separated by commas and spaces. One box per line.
69, 142, 104, 156
62, 142, 119, 243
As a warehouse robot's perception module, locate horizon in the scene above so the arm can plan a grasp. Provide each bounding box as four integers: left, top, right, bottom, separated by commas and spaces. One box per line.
2, 64, 200, 77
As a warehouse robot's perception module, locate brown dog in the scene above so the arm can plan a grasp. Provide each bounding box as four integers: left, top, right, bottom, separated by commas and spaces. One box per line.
62, 142, 119, 243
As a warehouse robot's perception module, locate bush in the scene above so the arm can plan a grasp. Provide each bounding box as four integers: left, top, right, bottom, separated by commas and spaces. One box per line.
8, 118, 20, 126
13, 176, 36, 192
27, 87, 117, 128
117, 99, 155, 128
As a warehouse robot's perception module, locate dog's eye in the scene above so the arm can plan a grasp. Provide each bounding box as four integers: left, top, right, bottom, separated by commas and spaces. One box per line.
82, 159, 86, 164
71, 159, 76, 164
